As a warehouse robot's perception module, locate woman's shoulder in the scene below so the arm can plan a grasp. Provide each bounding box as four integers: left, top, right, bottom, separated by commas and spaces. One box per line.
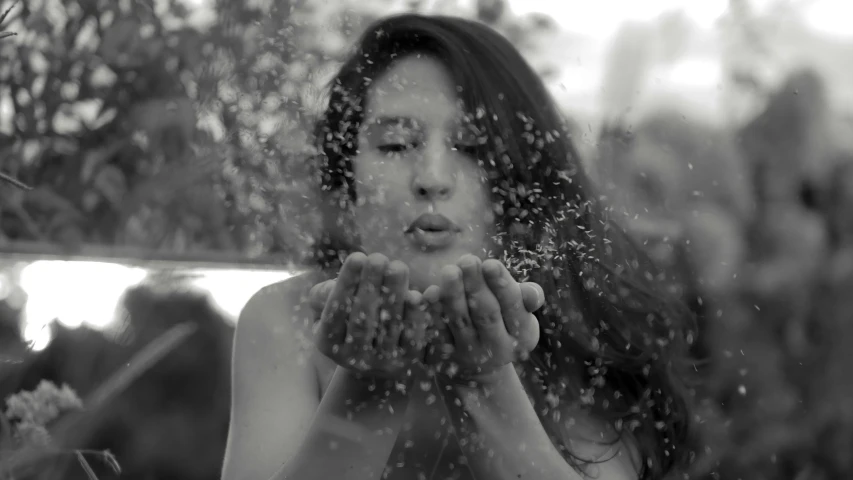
557, 409, 643, 479
225, 269, 330, 480
241, 269, 328, 320
243, 269, 327, 311
235, 269, 328, 352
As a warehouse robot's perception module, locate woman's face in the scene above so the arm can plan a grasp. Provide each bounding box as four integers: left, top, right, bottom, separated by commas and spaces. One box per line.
350, 55, 496, 290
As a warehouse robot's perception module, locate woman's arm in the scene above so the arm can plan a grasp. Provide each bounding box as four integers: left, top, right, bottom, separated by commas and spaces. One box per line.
222, 276, 410, 480
222, 278, 323, 480
439, 365, 639, 480
270, 368, 410, 480
275, 254, 434, 480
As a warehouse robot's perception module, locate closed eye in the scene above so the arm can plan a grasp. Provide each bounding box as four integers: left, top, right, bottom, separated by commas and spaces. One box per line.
453, 144, 479, 157
378, 143, 415, 155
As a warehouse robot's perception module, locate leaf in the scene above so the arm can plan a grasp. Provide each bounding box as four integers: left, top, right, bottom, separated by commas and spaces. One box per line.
1, 323, 198, 475
97, 12, 164, 66
0, 411, 15, 452
75, 451, 99, 480
24, 188, 84, 219
0, 1, 19, 28
81, 322, 198, 411
80, 140, 127, 183
92, 165, 127, 207
128, 97, 196, 142
98, 450, 121, 474
0, 171, 30, 190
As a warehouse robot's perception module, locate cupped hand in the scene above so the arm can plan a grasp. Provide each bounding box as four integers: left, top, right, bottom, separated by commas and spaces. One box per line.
422, 255, 542, 383
310, 252, 428, 379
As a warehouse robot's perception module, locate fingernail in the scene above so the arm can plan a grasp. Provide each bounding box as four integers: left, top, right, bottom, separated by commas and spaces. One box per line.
459, 255, 478, 268
482, 261, 501, 278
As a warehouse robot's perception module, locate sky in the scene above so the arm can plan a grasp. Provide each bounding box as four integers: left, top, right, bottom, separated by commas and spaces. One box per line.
506, 0, 852, 39
502, 0, 853, 125
177, 0, 853, 39
177, 0, 853, 124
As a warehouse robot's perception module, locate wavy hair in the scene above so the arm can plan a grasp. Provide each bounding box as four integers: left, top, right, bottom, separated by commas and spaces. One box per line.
310, 13, 698, 479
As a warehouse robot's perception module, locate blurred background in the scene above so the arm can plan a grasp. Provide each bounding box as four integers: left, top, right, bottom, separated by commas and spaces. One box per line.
0, 0, 852, 478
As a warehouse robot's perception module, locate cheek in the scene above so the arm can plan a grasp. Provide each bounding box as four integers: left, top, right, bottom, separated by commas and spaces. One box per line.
352, 161, 412, 240
354, 162, 409, 209
461, 170, 496, 234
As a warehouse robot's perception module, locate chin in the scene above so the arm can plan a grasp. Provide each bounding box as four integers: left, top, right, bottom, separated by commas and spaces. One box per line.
400, 254, 443, 290
404, 246, 480, 289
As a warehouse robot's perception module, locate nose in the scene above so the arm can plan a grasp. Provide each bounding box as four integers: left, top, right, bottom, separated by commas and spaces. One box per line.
411, 144, 456, 201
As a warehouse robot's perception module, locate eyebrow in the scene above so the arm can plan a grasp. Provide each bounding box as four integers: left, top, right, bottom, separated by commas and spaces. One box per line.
363, 115, 419, 129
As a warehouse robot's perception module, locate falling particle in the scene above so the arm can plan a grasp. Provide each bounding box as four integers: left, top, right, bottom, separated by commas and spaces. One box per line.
738, 385, 747, 395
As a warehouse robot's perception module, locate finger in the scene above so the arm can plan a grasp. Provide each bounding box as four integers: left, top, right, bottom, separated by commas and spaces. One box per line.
482, 260, 527, 337
378, 260, 409, 353
400, 290, 427, 359
422, 285, 454, 365
348, 253, 388, 347
308, 280, 336, 313
517, 283, 544, 353
515, 316, 540, 357
439, 265, 477, 350
423, 284, 441, 306
458, 255, 505, 334
315, 254, 366, 354
520, 282, 545, 313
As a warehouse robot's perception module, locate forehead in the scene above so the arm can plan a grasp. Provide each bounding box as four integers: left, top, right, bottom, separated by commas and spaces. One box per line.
364, 55, 462, 127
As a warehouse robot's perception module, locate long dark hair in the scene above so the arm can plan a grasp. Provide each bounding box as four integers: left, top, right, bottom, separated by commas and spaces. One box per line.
311, 13, 697, 479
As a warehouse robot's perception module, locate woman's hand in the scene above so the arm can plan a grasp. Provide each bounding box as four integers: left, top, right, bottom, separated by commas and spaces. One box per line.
422, 255, 543, 383
309, 252, 428, 380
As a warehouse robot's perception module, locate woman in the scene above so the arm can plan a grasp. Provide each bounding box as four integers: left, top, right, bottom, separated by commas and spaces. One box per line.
222, 13, 696, 480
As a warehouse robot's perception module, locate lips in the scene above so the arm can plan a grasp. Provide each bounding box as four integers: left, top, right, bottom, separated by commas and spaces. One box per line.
406, 214, 459, 233
405, 213, 460, 251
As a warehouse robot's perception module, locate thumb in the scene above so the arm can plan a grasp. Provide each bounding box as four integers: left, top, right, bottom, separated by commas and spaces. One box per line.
520, 282, 544, 312
308, 280, 336, 313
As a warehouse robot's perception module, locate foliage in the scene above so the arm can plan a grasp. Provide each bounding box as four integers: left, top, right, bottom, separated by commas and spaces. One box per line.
5, 0, 853, 479
0, 380, 119, 480
1, 300, 203, 480
600, 64, 853, 479
0, 0, 560, 265
0, 0, 360, 262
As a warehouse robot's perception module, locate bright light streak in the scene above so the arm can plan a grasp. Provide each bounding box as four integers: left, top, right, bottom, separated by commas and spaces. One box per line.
508, 0, 728, 36
662, 58, 723, 89
186, 268, 297, 321
803, 0, 853, 40
19, 261, 148, 349
15, 260, 297, 352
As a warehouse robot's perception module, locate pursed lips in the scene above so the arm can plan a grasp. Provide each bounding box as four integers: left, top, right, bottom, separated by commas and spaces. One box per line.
404, 213, 461, 251
405, 213, 461, 234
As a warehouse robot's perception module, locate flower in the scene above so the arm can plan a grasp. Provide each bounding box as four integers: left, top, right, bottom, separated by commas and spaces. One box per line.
4, 380, 83, 428
11, 422, 51, 448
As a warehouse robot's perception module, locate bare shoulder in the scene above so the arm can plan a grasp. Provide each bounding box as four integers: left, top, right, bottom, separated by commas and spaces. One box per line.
237, 271, 326, 345
222, 269, 330, 480
558, 409, 642, 480
230, 269, 333, 401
